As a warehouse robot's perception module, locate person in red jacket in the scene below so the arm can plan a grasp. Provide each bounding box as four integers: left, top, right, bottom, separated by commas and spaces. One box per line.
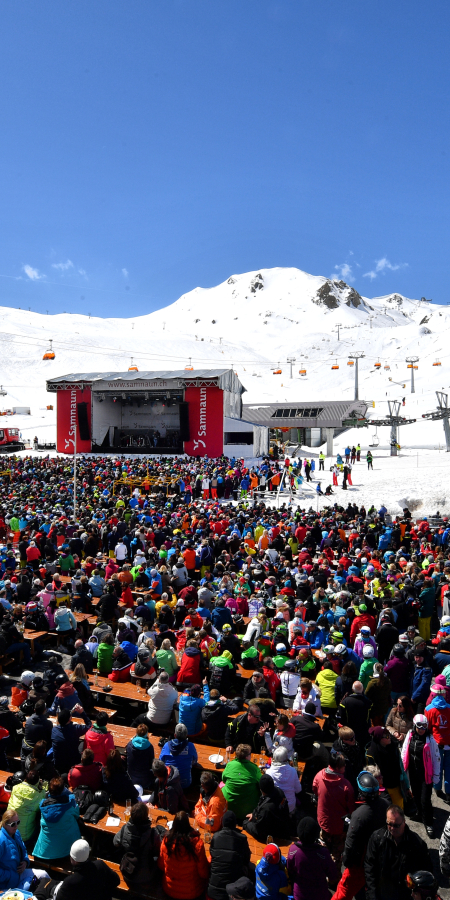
312, 751, 355, 866
178, 641, 204, 687
349, 606, 377, 646
84, 711, 115, 765
262, 657, 281, 702
68, 747, 103, 791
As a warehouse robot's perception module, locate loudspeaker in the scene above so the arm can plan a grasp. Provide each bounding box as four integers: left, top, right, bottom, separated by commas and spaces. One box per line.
77, 403, 90, 441
179, 402, 190, 441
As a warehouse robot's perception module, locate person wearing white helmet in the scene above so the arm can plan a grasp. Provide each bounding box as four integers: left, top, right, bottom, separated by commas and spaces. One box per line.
353, 626, 377, 660
359, 644, 378, 690
401, 714, 440, 838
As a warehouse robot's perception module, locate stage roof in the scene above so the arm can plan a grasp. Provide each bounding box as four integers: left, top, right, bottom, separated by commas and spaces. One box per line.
47, 369, 246, 394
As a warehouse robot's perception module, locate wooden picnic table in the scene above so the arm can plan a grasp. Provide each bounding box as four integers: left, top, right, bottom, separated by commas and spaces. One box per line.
85, 672, 149, 704
23, 629, 50, 655
83, 796, 293, 865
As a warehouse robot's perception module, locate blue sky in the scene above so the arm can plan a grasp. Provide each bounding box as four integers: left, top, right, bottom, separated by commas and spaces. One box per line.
0, 1, 448, 316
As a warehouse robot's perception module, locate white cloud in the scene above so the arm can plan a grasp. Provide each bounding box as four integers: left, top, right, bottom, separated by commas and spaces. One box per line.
122, 268, 129, 277
78, 269, 86, 275
23, 265, 44, 281
332, 262, 353, 281
363, 257, 408, 279
52, 259, 73, 271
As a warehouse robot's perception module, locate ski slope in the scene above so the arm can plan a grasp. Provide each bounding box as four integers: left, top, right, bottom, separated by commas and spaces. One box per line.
1, 265, 449, 456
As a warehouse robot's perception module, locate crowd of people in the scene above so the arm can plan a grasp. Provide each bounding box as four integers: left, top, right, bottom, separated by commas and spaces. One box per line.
0, 451, 447, 900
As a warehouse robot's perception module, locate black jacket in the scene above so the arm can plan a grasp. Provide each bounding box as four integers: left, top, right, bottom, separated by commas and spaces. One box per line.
23, 712, 53, 749
342, 796, 390, 868
202, 699, 241, 741
243, 784, 290, 842
291, 714, 322, 758
102, 766, 139, 804
364, 825, 432, 900
338, 692, 372, 746
70, 646, 95, 674
112, 821, 160, 886
225, 713, 265, 753
53, 859, 120, 900
376, 623, 400, 664
125, 738, 155, 792
332, 737, 365, 793
208, 827, 252, 900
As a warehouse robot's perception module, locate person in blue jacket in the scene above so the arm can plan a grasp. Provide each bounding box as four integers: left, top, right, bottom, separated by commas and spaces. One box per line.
211, 599, 233, 631
179, 680, 210, 736
255, 842, 288, 900
411, 650, 433, 713
0, 809, 48, 890
33, 776, 81, 860
159, 723, 198, 789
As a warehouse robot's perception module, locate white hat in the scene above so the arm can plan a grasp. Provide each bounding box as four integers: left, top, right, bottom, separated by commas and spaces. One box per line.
275, 643, 286, 652
441, 616, 450, 627
21, 671, 35, 686
334, 644, 347, 655
362, 645, 374, 658
70, 839, 90, 862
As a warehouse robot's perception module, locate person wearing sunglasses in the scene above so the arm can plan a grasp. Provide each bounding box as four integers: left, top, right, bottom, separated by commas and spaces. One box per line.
364, 806, 432, 900
400, 714, 440, 838
0, 809, 48, 891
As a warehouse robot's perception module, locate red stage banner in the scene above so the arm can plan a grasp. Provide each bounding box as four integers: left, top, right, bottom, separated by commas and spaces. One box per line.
184, 386, 223, 457
56, 388, 92, 454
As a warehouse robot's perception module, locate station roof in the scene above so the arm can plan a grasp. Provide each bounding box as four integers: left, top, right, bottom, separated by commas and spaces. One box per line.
242, 399, 368, 428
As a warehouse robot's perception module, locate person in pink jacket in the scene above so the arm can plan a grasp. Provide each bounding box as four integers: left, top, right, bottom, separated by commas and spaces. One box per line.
84, 711, 115, 765
312, 751, 355, 867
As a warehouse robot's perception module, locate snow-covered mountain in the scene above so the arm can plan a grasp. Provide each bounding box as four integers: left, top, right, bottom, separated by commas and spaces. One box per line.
1, 266, 450, 447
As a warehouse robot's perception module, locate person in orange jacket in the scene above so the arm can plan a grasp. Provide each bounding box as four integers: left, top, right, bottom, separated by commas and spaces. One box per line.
158, 810, 209, 900
194, 771, 227, 832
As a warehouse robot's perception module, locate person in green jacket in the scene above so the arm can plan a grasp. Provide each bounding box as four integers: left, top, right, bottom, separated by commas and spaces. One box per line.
273, 643, 289, 670
156, 639, 179, 681
222, 744, 262, 820
58, 552, 75, 572
315, 661, 338, 712
7, 772, 47, 845
240, 641, 259, 669
359, 646, 379, 690
97, 634, 115, 675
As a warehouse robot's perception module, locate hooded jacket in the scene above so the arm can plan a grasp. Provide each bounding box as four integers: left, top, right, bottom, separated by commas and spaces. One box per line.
208, 826, 252, 900
209, 651, 234, 693
194, 781, 227, 831
84, 724, 115, 766
178, 646, 203, 684
315, 668, 338, 708
243, 783, 290, 841
51, 719, 90, 774
33, 788, 81, 859
49, 681, 81, 714
113, 821, 160, 887
255, 853, 288, 900
160, 737, 198, 788
8, 779, 46, 842
146, 679, 178, 725
312, 768, 355, 834
179, 683, 210, 736
158, 830, 209, 900
149, 764, 189, 814
202, 697, 241, 741
0, 823, 29, 889
97, 641, 114, 675
287, 839, 338, 900
125, 734, 155, 792
425, 694, 450, 746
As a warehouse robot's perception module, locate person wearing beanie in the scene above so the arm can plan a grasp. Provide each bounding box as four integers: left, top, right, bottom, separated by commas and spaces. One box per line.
35, 838, 120, 900
242, 772, 290, 842
255, 842, 288, 900
287, 817, 338, 900
208, 811, 252, 900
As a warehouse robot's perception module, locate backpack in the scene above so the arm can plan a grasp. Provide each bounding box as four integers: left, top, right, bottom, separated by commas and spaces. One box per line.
119, 828, 156, 884
209, 664, 225, 692
73, 785, 95, 815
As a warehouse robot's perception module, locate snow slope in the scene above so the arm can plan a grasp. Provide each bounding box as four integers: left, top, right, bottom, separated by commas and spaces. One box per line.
1, 265, 450, 450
